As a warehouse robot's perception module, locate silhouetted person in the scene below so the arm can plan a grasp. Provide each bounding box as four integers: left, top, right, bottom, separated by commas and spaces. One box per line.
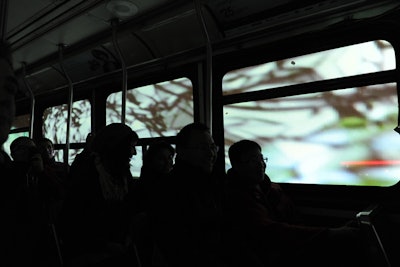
224, 139, 368, 267
152, 122, 225, 267
59, 123, 140, 267
36, 137, 69, 178
135, 140, 175, 267
0, 41, 55, 267
36, 137, 69, 221
139, 140, 175, 211
6, 136, 55, 266
0, 40, 56, 267
69, 132, 95, 181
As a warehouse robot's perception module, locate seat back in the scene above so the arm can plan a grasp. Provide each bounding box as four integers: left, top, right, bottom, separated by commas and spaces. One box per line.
356, 204, 391, 267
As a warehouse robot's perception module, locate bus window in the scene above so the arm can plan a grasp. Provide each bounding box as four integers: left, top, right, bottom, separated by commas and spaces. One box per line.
107, 77, 192, 177
106, 77, 194, 137
223, 83, 399, 186
43, 99, 92, 144
223, 40, 395, 95
53, 148, 83, 166
130, 146, 143, 178
3, 132, 29, 157
3, 114, 30, 157
12, 114, 31, 129
42, 99, 92, 164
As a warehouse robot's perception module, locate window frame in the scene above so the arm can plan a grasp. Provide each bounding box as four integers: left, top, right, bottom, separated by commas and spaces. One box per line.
215, 28, 400, 188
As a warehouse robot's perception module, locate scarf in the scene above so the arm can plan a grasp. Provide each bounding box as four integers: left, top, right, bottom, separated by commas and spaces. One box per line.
93, 153, 129, 202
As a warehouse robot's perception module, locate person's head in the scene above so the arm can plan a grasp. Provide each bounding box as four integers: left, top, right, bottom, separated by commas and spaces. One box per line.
10, 136, 37, 163
0, 42, 18, 146
142, 140, 175, 175
36, 137, 55, 163
228, 140, 266, 184
175, 122, 218, 173
91, 123, 139, 171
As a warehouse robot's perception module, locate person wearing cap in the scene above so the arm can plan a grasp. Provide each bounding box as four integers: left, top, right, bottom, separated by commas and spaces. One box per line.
59, 123, 140, 267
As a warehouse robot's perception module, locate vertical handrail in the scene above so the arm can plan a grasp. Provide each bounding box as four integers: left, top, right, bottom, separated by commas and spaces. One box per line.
194, 0, 213, 133
50, 223, 64, 266
0, 0, 8, 41
21, 63, 35, 138
111, 19, 127, 124
58, 44, 73, 165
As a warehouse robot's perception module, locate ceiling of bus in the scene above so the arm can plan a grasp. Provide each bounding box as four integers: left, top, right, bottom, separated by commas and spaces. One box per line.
5, 0, 400, 100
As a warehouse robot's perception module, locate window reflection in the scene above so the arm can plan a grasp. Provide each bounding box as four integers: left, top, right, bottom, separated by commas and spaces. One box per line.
106, 77, 194, 137
223, 40, 395, 95
43, 100, 92, 144
224, 84, 399, 186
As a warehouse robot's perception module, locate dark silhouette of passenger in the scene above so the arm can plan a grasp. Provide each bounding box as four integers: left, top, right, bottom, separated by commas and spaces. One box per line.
0, 41, 57, 267
224, 139, 368, 267
36, 137, 69, 221
59, 123, 140, 267
8, 137, 44, 263
151, 122, 225, 267
135, 140, 175, 267
5, 136, 57, 266
139, 140, 175, 211
69, 132, 95, 180
36, 137, 69, 178
141, 140, 174, 177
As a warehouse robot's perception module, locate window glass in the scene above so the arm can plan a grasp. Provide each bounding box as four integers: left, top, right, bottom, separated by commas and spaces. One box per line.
3, 114, 31, 158
130, 146, 143, 178
2, 132, 29, 158
106, 77, 194, 138
223, 40, 395, 95
11, 114, 30, 129
55, 148, 83, 166
223, 83, 399, 186
42, 99, 92, 144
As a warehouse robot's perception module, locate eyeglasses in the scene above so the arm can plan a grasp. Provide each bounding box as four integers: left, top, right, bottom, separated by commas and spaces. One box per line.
240, 155, 268, 164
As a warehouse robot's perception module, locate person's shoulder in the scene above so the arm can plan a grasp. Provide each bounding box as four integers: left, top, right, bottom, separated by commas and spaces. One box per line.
68, 157, 97, 185
0, 150, 11, 165
167, 164, 189, 184
54, 160, 70, 169
0, 153, 13, 183
270, 182, 283, 191
156, 171, 175, 190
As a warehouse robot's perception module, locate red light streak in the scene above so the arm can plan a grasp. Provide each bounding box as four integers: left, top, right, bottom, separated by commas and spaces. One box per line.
341, 160, 400, 166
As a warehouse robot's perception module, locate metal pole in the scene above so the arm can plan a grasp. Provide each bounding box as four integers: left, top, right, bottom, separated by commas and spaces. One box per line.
22, 63, 35, 138
111, 19, 127, 124
0, 0, 8, 41
58, 44, 73, 165
194, 0, 213, 133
